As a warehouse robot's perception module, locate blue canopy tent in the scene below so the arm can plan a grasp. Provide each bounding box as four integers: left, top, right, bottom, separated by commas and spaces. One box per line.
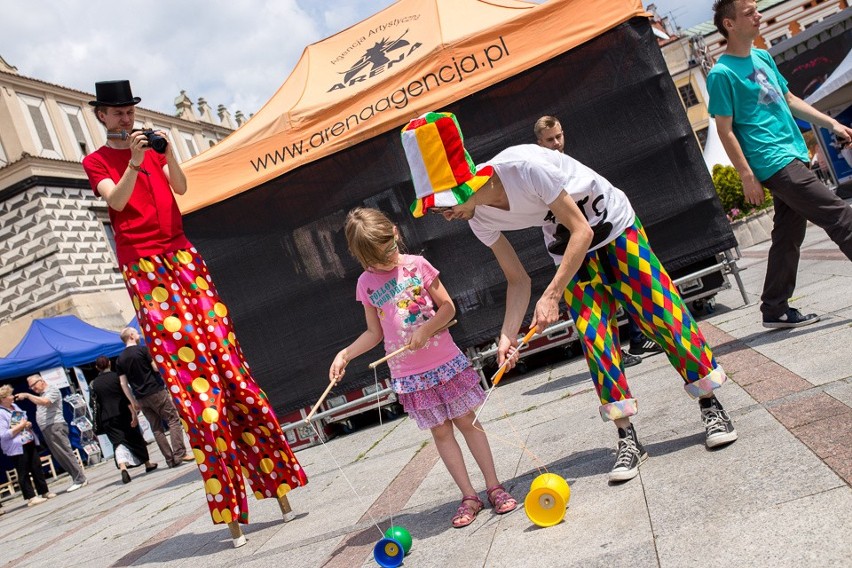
0, 315, 125, 380
0, 315, 126, 479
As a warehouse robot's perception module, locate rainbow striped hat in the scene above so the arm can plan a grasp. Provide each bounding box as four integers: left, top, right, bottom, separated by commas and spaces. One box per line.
401, 112, 492, 218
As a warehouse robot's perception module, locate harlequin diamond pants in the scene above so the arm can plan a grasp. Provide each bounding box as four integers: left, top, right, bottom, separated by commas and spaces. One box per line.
564, 219, 727, 422
122, 247, 308, 525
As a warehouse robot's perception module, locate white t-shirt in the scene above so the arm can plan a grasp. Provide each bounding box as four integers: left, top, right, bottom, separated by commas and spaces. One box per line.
468, 145, 635, 264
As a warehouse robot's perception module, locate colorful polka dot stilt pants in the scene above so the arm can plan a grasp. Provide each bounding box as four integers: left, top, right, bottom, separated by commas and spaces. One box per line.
564, 219, 727, 422
122, 248, 308, 525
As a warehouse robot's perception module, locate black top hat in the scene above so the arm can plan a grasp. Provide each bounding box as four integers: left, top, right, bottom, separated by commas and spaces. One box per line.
88, 80, 141, 107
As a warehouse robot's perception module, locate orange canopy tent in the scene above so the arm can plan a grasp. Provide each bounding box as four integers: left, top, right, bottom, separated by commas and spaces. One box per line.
179, 0, 647, 213
176, 0, 735, 415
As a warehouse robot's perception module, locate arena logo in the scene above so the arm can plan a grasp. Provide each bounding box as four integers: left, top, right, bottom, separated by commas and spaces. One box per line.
328, 30, 422, 92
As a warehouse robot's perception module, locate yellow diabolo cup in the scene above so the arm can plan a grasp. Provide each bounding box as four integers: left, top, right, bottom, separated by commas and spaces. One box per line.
524, 473, 570, 527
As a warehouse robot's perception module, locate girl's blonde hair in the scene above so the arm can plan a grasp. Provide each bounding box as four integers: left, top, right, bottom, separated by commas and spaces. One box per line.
344, 208, 403, 270
0, 384, 13, 399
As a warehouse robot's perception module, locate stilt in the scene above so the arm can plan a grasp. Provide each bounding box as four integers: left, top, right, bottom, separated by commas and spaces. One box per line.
277, 495, 296, 522
228, 521, 246, 548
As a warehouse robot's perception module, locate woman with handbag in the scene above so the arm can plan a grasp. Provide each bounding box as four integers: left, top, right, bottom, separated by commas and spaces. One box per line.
90, 356, 157, 483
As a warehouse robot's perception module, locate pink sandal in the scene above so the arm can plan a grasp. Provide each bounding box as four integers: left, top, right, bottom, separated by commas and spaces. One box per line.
486, 484, 518, 514
452, 495, 483, 528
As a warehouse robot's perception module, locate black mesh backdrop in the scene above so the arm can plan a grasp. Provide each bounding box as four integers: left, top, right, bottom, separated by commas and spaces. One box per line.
184, 18, 736, 414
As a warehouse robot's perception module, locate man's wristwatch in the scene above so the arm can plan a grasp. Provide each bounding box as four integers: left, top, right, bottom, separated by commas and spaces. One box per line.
128, 161, 143, 172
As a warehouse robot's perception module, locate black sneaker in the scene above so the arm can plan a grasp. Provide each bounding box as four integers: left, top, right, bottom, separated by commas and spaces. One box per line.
699, 397, 738, 448
762, 308, 820, 329
628, 339, 663, 357
609, 424, 648, 482
622, 350, 642, 368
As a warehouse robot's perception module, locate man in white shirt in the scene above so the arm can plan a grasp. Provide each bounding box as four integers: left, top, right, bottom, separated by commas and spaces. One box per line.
533, 115, 664, 366
402, 111, 738, 483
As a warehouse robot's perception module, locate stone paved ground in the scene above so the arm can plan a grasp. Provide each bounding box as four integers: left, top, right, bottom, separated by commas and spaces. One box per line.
1, 223, 850, 568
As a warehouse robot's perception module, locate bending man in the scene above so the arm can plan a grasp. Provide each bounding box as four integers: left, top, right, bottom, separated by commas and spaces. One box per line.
402, 112, 737, 482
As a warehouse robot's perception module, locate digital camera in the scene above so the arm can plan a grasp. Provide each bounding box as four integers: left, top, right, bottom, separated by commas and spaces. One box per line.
106, 129, 168, 154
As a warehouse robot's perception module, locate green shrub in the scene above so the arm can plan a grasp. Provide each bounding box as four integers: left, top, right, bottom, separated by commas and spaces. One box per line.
711, 164, 773, 221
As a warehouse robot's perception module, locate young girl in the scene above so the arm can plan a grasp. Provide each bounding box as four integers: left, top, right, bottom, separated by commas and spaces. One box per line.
329, 207, 517, 528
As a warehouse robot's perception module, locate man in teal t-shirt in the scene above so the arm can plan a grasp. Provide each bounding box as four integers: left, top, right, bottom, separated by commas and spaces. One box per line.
708, 0, 852, 329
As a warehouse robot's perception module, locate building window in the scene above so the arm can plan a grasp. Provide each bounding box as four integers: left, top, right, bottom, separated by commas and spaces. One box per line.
769, 34, 789, 46
695, 127, 709, 150
181, 132, 199, 158
18, 93, 62, 159
678, 84, 700, 108
102, 221, 116, 255
202, 131, 220, 149
58, 103, 95, 160
0, 136, 7, 167
93, 116, 107, 143
94, 209, 118, 264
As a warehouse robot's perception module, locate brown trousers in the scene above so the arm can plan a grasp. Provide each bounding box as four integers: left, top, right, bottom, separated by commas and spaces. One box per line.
137, 389, 185, 467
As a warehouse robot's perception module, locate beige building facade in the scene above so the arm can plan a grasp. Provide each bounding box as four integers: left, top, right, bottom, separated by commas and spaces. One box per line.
0, 56, 239, 354
686, 0, 848, 60
660, 34, 715, 149
649, 0, 849, 149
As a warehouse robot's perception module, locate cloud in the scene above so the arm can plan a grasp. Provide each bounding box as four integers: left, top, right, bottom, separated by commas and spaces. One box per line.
0, 0, 396, 117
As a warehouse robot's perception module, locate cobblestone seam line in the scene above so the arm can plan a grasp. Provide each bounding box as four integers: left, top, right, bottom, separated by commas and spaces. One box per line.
700, 321, 852, 487
110, 504, 210, 567
322, 441, 440, 568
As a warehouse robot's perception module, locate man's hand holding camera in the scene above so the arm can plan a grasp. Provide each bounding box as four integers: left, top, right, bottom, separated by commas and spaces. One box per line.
127, 130, 149, 172
132, 129, 169, 154
124, 129, 174, 176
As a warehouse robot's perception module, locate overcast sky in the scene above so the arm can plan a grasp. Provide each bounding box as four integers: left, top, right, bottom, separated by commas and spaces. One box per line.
0, 0, 714, 117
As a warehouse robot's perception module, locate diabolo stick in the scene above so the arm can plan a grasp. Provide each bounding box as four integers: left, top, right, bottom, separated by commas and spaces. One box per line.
491, 326, 538, 386
474, 326, 538, 425
308, 320, 458, 422
304, 381, 336, 423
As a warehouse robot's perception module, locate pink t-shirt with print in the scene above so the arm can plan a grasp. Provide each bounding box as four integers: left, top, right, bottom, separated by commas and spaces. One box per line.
356, 254, 462, 378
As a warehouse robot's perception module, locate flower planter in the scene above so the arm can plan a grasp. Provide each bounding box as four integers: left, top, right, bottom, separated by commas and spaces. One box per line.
729, 207, 774, 248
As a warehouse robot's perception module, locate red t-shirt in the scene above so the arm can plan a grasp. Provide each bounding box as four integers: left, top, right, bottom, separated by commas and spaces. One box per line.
83, 146, 192, 265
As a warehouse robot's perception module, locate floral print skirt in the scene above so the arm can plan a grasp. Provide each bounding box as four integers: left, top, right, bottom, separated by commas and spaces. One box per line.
397, 364, 485, 430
